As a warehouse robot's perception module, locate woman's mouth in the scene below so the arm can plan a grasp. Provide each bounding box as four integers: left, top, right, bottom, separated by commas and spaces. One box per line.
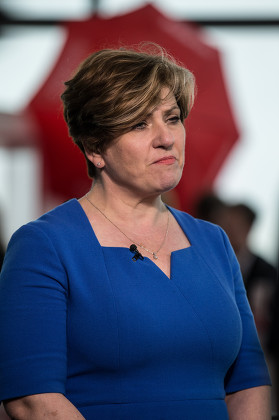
154, 156, 177, 165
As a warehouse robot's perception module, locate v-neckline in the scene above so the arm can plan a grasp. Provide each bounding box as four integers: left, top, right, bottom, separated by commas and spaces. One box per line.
74, 199, 194, 280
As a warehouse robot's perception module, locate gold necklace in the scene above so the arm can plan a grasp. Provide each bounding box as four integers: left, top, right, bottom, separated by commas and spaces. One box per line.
85, 193, 169, 260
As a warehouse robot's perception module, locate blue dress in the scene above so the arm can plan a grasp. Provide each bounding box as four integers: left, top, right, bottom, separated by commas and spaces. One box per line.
0, 199, 270, 419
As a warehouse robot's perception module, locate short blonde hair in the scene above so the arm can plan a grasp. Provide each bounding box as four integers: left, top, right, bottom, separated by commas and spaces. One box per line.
61, 43, 195, 178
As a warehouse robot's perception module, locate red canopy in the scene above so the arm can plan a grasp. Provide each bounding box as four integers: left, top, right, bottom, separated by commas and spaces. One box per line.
27, 4, 239, 213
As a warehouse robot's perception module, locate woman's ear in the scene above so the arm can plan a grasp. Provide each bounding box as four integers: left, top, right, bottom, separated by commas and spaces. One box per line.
85, 150, 105, 169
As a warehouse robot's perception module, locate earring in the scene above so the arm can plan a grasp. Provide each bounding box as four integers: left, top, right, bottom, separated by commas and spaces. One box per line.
97, 162, 101, 167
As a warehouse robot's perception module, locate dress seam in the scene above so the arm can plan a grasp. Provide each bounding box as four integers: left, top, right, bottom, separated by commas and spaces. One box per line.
193, 245, 242, 370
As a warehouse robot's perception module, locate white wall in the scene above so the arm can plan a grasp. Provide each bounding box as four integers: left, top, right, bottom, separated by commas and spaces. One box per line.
0, 148, 42, 244
206, 27, 279, 264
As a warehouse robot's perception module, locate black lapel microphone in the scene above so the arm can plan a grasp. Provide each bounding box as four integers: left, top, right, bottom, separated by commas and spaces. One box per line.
129, 244, 144, 261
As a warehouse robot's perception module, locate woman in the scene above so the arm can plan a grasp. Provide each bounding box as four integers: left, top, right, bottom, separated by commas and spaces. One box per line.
0, 44, 271, 419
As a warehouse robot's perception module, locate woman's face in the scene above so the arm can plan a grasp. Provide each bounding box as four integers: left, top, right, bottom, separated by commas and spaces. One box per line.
100, 88, 186, 198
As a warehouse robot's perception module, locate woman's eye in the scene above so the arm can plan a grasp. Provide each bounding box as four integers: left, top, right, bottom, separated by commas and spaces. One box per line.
168, 116, 180, 124
132, 122, 147, 130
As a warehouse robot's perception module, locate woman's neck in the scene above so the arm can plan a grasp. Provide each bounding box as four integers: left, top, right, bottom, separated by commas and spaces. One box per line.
87, 180, 167, 223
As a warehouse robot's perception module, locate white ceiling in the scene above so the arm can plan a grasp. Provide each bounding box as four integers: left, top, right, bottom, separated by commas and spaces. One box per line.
1, 0, 279, 19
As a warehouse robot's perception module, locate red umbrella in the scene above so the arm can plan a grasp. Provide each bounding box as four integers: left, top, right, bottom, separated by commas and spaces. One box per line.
27, 4, 239, 213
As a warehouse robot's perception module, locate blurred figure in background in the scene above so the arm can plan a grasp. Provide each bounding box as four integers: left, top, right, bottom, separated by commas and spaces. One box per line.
196, 195, 276, 350
196, 193, 278, 414
224, 203, 277, 413
195, 192, 228, 226
0, 243, 4, 272
224, 203, 277, 351
0, 209, 6, 272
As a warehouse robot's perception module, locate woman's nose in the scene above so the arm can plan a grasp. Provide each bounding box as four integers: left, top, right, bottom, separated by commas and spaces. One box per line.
152, 122, 174, 149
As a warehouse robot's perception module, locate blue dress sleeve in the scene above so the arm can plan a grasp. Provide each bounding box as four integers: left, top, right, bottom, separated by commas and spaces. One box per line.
0, 223, 68, 401
220, 228, 271, 393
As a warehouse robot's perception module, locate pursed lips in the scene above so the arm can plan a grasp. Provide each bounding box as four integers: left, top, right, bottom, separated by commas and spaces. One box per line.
153, 156, 177, 165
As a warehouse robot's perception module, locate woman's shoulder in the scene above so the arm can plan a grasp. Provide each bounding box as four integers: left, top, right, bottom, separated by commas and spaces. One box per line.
36, 198, 81, 226
2, 199, 89, 278
9, 199, 84, 247
167, 205, 224, 239
168, 206, 238, 272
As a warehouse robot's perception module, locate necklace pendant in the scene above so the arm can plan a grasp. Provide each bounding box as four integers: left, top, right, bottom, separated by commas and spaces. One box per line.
153, 253, 158, 260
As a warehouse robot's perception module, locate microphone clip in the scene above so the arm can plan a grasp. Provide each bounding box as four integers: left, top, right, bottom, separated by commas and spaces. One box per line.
129, 244, 144, 261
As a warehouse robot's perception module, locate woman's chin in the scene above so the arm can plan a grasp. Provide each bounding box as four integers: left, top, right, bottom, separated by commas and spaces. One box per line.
154, 180, 181, 196
158, 173, 182, 193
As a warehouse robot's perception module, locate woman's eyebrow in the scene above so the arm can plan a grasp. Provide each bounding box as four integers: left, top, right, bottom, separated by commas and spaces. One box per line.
146, 105, 180, 118
164, 106, 180, 115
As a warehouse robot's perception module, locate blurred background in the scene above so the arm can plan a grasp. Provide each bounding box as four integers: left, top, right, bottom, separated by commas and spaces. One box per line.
0, 0, 278, 264
0, 0, 278, 415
